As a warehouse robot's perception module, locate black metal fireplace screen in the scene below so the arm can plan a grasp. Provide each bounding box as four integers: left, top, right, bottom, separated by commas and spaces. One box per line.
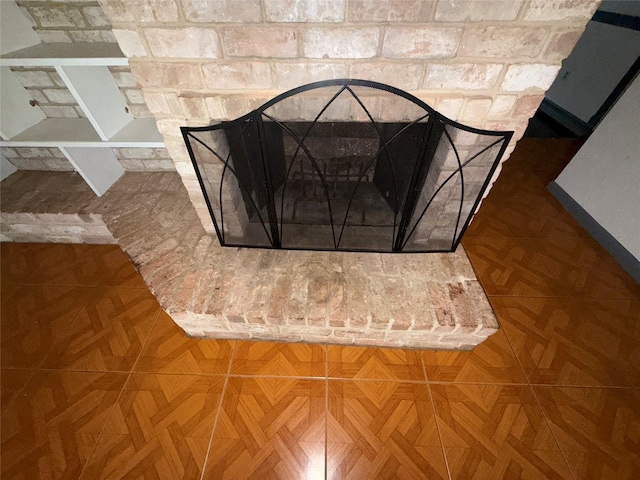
181, 79, 512, 253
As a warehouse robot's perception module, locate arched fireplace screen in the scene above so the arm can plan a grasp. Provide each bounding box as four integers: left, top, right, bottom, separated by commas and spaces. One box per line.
181, 79, 513, 253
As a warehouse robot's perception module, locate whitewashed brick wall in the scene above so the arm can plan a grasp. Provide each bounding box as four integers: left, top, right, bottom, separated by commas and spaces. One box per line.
17, 0, 115, 44
96, 0, 600, 234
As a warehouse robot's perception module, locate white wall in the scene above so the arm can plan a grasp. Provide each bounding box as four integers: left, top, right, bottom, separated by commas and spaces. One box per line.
555, 74, 640, 260
1, 154, 18, 182
0, 1, 40, 55
545, 20, 640, 123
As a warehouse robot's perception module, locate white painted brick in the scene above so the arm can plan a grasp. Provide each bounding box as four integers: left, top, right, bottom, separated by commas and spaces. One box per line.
422, 63, 502, 90
181, 0, 262, 22
1, 148, 20, 159
437, 98, 464, 119
302, 28, 379, 59
382, 27, 462, 59
49, 71, 66, 87
36, 30, 71, 43
112, 29, 147, 57
460, 27, 548, 59
178, 97, 208, 119
348, 0, 434, 22
142, 159, 175, 171
274, 63, 346, 89
175, 161, 197, 178
349, 62, 423, 90
40, 106, 78, 117
13, 70, 54, 88
144, 28, 221, 59
524, 0, 600, 22
83, 6, 111, 27
27, 89, 49, 104
205, 96, 225, 119
487, 95, 517, 117
43, 89, 76, 104
202, 62, 272, 90
119, 159, 145, 170
265, 0, 345, 22
143, 92, 183, 116
69, 30, 116, 43
164, 138, 191, 160
153, 148, 171, 159
131, 63, 202, 89
29, 6, 85, 27
117, 147, 156, 159
435, 0, 523, 21
125, 89, 146, 104
42, 159, 74, 171
460, 97, 493, 123
111, 71, 137, 88
500, 64, 561, 91
129, 105, 152, 118
223, 27, 298, 58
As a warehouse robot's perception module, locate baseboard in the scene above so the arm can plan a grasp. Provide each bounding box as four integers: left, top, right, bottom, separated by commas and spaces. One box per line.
548, 181, 640, 284
539, 99, 592, 137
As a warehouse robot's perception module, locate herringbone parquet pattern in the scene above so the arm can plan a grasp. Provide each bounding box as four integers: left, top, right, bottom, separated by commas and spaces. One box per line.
1, 139, 639, 479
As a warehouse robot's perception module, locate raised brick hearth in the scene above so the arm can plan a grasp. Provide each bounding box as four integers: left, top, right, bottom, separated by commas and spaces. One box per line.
1, 170, 497, 349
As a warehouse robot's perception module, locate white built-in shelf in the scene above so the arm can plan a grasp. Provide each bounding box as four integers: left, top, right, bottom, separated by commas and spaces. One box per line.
0, 1, 164, 197
0, 42, 129, 67
0, 118, 164, 147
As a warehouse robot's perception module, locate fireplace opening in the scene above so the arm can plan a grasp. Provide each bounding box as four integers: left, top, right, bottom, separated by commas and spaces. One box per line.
182, 80, 512, 253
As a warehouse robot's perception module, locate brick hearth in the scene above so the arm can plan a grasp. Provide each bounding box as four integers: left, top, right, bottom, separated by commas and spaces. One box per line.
1, 170, 497, 349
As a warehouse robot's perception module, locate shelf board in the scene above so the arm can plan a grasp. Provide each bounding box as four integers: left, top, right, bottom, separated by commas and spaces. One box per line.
0, 118, 164, 147
0, 42, 128, 67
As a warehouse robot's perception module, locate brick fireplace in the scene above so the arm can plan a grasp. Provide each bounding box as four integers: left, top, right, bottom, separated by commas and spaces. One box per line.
4, 0, 600, 349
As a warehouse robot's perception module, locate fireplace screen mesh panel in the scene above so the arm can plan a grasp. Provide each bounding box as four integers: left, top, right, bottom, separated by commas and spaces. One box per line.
182, 80, 512, 253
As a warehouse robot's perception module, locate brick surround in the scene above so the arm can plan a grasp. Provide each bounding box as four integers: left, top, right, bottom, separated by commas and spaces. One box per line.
2, 0, 601, 349
96, 0, 599, 238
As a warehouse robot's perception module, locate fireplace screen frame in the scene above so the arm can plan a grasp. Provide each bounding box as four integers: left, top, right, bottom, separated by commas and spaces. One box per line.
181, 79, 513, 253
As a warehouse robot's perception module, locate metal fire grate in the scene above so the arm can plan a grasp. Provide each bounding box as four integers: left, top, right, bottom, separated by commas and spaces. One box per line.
181, 79, 513, 253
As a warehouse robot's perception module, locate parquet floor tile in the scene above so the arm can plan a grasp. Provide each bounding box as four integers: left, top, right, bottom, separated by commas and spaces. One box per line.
0, 369, 34, 416
493, 296, 640, 387
328, 346, 425, 382
587, 298, 640, 336
535, 237, 640, 298
231, 341, 326, 377
24, 244, 123, 286
461, 237, 561, 296
327, 380, 448, 480
465, 192, 584, 241
41, 287, 161, 372
422, 329, 527, 384
1, 284, 98, 368
204, 377, 325, 479
99, 249, 148, 289
1, 370, 127, 480
1, 283, 20, 305
82, 373, 224, 479
135, 311, 235, 375
0, 242, 50, 285
431, 383, 572, 480
535, 387, 640, 480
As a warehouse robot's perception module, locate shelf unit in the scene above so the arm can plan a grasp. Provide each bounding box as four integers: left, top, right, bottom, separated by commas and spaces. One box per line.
0, 42, 164, 196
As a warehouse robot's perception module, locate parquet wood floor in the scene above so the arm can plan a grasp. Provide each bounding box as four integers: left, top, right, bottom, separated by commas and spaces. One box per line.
1, 139, 638, 479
